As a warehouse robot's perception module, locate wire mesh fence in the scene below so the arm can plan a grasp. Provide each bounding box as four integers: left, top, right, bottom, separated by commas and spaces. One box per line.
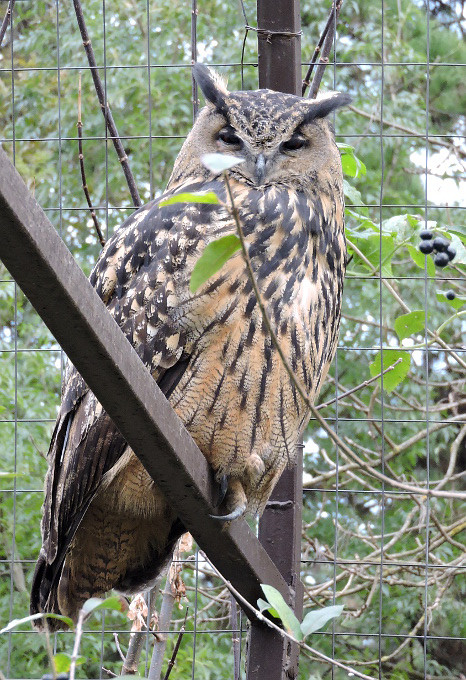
0, 0, 464, 678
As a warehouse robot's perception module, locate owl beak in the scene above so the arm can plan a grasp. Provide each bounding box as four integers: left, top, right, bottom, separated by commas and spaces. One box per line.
255, 154, 266, 185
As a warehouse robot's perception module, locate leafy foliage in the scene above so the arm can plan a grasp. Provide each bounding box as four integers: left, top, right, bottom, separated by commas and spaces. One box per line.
259, 585, 343, 641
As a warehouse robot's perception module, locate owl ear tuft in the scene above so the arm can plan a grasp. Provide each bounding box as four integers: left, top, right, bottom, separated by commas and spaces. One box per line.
193, 64, 229, 116
302, 92, 352, 124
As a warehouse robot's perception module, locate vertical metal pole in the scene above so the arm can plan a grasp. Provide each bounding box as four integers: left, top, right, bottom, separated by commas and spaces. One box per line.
257, 0, 301, 95
246, 1, 303, 678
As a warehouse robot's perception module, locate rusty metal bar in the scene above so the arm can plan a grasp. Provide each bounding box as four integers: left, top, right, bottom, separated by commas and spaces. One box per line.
246, 1, 304, 678
257, 0, 301, 95
0, 145, 290, 619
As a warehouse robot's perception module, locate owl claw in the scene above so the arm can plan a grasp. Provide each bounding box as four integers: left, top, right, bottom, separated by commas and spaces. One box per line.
217, 474, 229, 507
209, 502, 247, 522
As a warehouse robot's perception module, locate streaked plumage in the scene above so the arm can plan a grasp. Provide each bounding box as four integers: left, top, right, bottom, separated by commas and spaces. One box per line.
30, 65, 349, 626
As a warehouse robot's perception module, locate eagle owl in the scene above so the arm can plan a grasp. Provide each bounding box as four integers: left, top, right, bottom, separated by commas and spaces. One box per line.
30, 64, 349, 626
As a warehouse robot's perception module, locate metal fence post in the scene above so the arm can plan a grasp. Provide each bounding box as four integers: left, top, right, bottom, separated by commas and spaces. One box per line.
246, 1, 304, 678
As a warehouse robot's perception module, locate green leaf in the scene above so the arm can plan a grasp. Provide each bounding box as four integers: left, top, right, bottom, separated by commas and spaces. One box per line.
190, 234, 241, 293
382, 214, 419, 241
301, 605, 344, 638
257, 598, 279, 618
260, 585, 303, 640
343, 179, 363, 206
159, 191, 220, 207
337, 142, 355, 154
201, 153, 245, 173
394, 310, 425, 341
345, 206, 374, 224
81, 595, 127, 616
0, 471, 20, 479
448, 234, 466, 265
339, 146, 366, 177
369, 349, 411, 393
406, 245, 435, 277
54, 653, 85, 673
406, 214, 421, 228
446, 227, 466, 242
0, 612, 73, 634
436, 290, 466, 311
349, 233, 395, 277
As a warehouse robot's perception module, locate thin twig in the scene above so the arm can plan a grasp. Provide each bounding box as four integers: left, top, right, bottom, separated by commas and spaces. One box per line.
0, 0, 14, 48
349, 103, 466, 159
302, 1, 342, 96
44, 624, 57, 680
113, 632, 125, 662
72, 0, 142, 207
69, 608, 86, 680
317, 357, 403, 409
201, 552, 378, 680
162, 607, 189, 680
78, 72, 106, 247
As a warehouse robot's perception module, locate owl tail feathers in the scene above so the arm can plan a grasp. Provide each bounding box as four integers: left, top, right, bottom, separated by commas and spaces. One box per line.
29, 550, 99, 631
30, 551, 67, 631
29, 518, 186, 631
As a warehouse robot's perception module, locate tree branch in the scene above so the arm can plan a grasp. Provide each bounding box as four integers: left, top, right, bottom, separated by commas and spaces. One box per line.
72, 0, 142, 207
0, 0, 15, 48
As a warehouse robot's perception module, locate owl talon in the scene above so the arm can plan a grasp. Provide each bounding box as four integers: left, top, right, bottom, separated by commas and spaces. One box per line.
217, 474, 228, 507
209, 502, 247, 522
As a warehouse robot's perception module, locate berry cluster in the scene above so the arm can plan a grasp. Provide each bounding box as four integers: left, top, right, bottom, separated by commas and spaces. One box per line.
419, 230, 456, 268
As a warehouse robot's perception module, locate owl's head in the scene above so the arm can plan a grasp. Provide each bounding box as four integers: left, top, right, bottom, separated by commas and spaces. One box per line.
168, 64, 350, 190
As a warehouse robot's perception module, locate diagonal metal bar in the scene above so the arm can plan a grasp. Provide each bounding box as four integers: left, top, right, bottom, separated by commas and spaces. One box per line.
0, 145, 289, 619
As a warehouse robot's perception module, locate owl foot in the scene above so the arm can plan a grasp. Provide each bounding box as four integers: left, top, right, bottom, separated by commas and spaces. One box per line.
210, 478, 247, 522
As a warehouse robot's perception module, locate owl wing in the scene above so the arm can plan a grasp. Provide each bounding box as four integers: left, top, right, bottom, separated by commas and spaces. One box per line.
41, 181, 230, 570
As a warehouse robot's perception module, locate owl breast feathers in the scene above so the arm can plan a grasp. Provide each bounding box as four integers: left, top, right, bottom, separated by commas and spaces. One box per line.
30, 64, 350, 626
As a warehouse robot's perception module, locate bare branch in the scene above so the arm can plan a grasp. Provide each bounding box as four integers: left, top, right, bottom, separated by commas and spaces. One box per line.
78, 72, 106, 248
162, 607, 189, 680
0, 0, 15, 48
308, 1, 343, 99
72, 0, 142, 207
302, 1, 343, 96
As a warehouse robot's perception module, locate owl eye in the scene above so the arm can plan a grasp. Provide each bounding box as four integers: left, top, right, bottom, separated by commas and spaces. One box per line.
217, 127, 242, 147
281, 135, 308, 153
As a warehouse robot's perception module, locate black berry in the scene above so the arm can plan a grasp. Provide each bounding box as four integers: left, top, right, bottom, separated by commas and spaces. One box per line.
432, 236, 450, 252
419, 229, 433, 240
434, 252, 449, 268
419, 240, 434, 254
446, 290, 456, 300
446, 245, 456, 262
